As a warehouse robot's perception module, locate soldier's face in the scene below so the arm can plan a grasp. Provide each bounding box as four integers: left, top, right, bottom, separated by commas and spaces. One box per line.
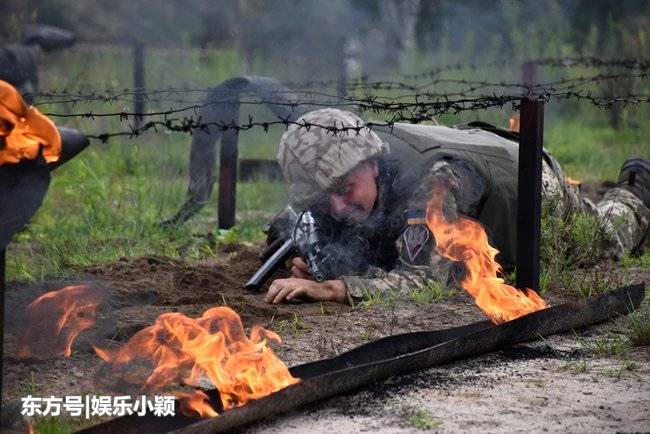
325, 160, 379, 225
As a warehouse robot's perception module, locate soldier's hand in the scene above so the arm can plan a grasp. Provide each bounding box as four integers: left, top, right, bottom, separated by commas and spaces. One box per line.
290, 257, 312, 279
266, 278, 348, 304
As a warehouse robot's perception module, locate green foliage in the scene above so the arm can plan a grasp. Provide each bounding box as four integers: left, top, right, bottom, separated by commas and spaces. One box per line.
358, 288, 398, 309
575, 331, 631, 357
622, 251, 650, 269
406, 408, 442, 430
273, 313, 307, 338
540, 202, 626, 297
618, 302, 650, 346
34, 417, 73, 434
6, 137, 287, 280
408, 281, 457, 306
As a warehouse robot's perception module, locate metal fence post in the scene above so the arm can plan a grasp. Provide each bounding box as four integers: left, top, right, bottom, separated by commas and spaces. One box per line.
0, 248, 5, 398
516, 98, 544, 292
133, 42, 145, 131
217, 98, 240, 229
522, 61, 537, 94
338, 37, 348, 99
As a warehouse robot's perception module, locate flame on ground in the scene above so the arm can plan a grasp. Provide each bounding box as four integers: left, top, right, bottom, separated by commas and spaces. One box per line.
426, 185, 548, 324
175, 390, 219, 418
508, 112, 520, 132
18, 285, 104, 359
0, 80, 61, 165
94, 306, 299, 417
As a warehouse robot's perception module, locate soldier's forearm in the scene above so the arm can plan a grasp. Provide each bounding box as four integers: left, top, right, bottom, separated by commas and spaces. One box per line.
341, 266, 447, 302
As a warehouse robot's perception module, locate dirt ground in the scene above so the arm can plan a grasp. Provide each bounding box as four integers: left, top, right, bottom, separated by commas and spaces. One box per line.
1, 241, 649, 433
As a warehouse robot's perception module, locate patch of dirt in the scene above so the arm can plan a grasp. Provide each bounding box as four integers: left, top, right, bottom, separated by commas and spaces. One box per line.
2, 243, 649, 433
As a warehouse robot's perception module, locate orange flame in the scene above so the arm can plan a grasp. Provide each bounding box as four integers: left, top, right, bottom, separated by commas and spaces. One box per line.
0, 80, 61, 165
508, 112, 520, 132
18, 285, 103, 358
175, 390, 219, 418
26, 421, 35, 434
426, 185, 547, 324
94, 306, 299, 417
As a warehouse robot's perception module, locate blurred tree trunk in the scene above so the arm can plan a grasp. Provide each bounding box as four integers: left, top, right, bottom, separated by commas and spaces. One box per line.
377, 0, 420, 69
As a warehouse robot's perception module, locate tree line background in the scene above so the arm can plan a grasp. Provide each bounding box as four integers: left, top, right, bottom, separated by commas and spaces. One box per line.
2, 0, 648, 79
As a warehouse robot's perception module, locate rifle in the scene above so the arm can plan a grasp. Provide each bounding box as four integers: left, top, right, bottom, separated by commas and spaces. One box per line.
244, 206, 337, 291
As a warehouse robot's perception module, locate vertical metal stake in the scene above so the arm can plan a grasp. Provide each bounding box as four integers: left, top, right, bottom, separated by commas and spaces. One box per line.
0, 248, 5, 400
217, 98, 241, 229
133, 42, 145, 131
522, 61, 537, 95
337, 37, 348, 99
516, 98, 544, 292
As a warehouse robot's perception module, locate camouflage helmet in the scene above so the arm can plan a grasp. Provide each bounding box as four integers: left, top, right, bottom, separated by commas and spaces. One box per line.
277, 108, 389, 206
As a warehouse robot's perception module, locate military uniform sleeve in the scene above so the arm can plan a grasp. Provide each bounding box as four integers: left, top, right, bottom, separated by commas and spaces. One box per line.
341, 158, 487, 303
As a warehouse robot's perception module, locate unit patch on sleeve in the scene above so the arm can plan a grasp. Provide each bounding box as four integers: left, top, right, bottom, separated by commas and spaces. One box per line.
403, 222, 430, 262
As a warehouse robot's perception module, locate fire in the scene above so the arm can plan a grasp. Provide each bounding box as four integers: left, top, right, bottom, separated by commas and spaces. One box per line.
426, 185, 547, 324
94, 306, 299, 417
175, 390, 219, 418
508, 112, 520, 132
27, 422, 35, 434
18, 285, 104, 358
0, 79, 61, 165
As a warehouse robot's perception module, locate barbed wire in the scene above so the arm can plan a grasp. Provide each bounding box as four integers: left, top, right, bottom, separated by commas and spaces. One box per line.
30, 70, 649, 109
530, 56, 650, 69
73, 88, 650, 143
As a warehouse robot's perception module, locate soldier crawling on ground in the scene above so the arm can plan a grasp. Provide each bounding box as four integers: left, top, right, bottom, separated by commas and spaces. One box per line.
264, 108, 650, 305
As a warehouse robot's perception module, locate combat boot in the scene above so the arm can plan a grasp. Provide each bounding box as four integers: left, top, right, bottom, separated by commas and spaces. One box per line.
618, 157, 650, 208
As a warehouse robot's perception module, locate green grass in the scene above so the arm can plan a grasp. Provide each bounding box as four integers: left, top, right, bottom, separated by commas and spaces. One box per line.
406, 408, 442, 430
576, 331, 631, 357
622, 251, 650, 269
408, 281, 457, 306
33, 417, 74, 434
271, 313, 307, 338
618, 302, 650, 346
358, 288, 399, 309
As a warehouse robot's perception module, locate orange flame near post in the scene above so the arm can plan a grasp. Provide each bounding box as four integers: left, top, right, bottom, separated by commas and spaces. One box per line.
94, 306, 299, 417
18, 285, 103, 358
426, 186, 547, 324
0, 80, 61, 165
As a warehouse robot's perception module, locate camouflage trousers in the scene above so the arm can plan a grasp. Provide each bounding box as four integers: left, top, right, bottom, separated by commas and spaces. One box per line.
542, 156, 650, 260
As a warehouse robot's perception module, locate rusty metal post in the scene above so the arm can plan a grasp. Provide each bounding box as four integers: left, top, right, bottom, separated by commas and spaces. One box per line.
337, 37, 347, 99
522, 61, 537, 96
132, 42, 145, 130
0, 248, 4, 398
516, 99, 544, 292
217, 98, 240, 229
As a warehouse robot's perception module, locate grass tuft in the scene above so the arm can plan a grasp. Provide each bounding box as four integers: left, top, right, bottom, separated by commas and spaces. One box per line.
575, 331, 631, 356
407, 408, 442, 430
618, 302, 650, 346
408, 281, 457, 306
